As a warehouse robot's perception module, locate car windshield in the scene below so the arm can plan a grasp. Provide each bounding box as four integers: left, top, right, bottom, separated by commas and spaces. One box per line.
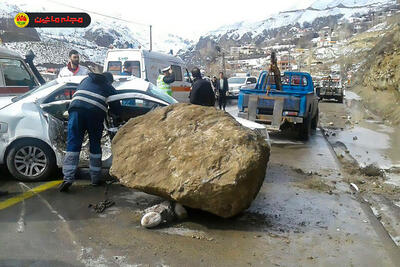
228, 77, 246, 84
12, 79, 59, 102
147, 83, 178, 105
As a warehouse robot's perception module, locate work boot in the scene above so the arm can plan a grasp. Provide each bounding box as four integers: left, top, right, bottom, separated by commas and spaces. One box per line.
0, 190, 8, 197
59, 181, 72, 192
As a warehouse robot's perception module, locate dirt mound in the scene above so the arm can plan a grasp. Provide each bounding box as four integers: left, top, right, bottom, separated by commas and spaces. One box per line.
110, 104, 270, 218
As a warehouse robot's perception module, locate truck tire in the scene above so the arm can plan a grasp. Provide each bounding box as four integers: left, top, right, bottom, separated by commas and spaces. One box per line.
298, 116, 312, 141
337, 96, 343, 103
311, 108, 319, 130
6, 139, 57, 182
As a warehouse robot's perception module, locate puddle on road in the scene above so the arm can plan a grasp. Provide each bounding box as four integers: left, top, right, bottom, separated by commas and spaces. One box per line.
328, 91, 400, 187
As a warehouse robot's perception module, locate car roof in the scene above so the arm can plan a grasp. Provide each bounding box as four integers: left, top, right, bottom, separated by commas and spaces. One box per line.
113, 76, 151, 91
54, 75, 154, 90
0, 47, 23, 59
55, 75, 88, 84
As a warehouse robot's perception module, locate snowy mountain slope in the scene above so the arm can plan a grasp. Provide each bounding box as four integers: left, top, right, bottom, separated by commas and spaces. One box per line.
207, 0, 396, 40
310, 0, 389, 9
0, 0, 193, 65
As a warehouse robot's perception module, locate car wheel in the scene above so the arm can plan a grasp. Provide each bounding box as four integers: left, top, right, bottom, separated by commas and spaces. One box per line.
311, 108, 319, 130
6, 139, 57, 182
298, 116, 311, 141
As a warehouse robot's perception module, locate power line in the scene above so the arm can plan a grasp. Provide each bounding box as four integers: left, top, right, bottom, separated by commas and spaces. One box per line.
45, 0, 150, 48
46, 0, 149, 27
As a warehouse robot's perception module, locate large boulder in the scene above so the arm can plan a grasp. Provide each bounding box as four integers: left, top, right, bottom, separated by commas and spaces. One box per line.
110, 104, 270, 218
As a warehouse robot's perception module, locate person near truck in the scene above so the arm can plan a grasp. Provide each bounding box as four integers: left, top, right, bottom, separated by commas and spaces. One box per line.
58, 50, 90, 77
216, 72, 229, 111
157, 66, 175, 96
59, 72, 121, 192
269, 51, 282, 91
211, 76, 218, 94
189, 67, 215, 107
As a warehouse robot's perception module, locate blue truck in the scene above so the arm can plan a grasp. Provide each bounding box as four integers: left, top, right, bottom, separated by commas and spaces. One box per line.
237, 71, 319, 140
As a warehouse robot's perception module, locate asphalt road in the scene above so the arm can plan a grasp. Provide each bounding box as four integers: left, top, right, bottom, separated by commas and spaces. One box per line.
0, 99, 399, 267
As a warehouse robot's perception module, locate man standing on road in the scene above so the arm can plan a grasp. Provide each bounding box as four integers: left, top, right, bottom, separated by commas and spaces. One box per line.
59, 72, 121, 192
58, 50, 90, 77
157, 66, 175, 96
189, 67, 215, 107
216, 72, 229, 111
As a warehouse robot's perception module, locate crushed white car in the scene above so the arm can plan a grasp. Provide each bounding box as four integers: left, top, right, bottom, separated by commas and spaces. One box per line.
0, 75, 177, 181
0, 75, 270, 181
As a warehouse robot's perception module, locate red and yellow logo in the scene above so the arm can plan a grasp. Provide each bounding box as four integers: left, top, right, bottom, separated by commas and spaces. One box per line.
14, 13, 29, 28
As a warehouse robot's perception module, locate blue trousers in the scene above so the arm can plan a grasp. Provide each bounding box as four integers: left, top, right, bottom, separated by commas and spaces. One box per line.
63, 109, 104, 183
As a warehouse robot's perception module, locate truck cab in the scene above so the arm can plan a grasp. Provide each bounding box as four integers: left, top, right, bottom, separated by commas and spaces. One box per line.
238, 71, 319, 140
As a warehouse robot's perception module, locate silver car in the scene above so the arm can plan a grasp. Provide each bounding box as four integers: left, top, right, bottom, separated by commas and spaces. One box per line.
0, 75, 177, 181
227, 76, 257, 97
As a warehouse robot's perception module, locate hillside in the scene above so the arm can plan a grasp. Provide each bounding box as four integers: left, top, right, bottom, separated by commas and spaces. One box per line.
353, 21, 400, 124
179, 0, 398, 70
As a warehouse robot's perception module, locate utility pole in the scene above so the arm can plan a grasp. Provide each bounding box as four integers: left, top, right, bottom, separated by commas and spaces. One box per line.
288, 48, 291, 71
149, 25, 152, 51
222, 52, 226, 74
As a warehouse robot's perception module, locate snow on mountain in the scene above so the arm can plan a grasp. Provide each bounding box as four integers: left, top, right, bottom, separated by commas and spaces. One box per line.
207, 0, 396, 40
310, 0, 388, 9
0, 0, 193, 65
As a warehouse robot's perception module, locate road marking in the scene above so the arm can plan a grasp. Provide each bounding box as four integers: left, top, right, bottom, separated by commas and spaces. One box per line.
0, 180, 62, 210
16, 183, 26, 233
19, 182, 67, 222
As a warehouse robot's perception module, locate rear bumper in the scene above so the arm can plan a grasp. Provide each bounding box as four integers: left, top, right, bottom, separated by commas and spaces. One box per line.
238, 111, 304, 124
227, 91, 240, 96
320, 94, 342, 98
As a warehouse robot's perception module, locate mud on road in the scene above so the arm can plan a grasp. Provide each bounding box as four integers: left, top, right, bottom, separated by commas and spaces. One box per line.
319, 93, 400, 248
0, 98, 399, 266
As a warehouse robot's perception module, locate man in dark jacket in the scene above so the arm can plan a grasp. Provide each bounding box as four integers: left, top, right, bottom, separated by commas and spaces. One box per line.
59, 72, 121, 192
189, 67, 215, 107
216, 72, 229, 110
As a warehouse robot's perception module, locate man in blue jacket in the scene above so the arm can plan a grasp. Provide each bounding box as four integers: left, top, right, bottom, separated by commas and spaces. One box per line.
59, 72, 120, 192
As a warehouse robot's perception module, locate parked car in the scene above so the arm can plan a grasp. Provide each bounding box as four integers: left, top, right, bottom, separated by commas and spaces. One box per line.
317, 77, 344, 103
227, 76, 257, 97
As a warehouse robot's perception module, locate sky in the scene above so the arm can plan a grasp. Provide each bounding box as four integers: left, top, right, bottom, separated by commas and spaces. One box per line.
15, 0, 316, 40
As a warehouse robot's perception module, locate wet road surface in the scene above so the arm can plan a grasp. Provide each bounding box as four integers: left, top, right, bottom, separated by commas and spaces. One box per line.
0, 99, 399, 266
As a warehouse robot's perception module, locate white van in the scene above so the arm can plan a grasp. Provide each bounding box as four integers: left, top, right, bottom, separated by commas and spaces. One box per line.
104, 49, 192, 103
